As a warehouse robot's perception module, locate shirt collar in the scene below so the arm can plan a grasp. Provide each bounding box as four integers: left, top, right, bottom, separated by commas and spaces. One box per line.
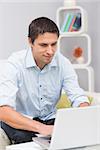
25, 48, 37, 68
49, 52, 57, 67
25, 48, 58, 69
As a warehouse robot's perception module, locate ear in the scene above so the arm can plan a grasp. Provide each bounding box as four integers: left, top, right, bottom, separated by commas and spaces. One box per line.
28, 37, 33, 46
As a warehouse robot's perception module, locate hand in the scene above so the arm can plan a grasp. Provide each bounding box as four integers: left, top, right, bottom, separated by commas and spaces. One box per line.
38, 124, 54, 136
79, 102, 90, 107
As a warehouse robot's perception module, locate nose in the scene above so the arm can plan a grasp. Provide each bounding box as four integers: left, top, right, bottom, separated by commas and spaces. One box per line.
46, 45, 54, 55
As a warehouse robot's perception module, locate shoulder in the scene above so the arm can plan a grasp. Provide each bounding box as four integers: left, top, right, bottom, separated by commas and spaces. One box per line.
56, 52, 72, 66
7, 49, 28, 69
56, 52, 76, 75
1, 50, 28, 77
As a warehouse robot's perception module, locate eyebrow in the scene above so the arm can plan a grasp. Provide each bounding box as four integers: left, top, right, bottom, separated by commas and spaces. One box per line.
38, 41, 57, 46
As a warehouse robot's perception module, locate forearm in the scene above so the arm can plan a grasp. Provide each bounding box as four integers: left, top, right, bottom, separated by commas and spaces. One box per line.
0, 105, 53, 136
0, 105, 42, 132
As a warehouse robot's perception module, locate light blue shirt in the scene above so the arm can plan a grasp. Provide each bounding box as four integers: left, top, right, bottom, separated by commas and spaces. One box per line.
0, 49, 89, 120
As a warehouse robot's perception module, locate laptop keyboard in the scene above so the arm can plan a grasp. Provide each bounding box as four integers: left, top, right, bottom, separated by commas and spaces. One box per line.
32, 136, 50, 149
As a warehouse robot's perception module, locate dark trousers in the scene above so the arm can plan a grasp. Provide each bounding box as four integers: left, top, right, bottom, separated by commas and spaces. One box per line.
1, 117, 55, 144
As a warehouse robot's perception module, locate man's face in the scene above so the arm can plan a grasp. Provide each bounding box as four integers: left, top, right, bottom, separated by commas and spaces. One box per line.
29, 32, 58, 69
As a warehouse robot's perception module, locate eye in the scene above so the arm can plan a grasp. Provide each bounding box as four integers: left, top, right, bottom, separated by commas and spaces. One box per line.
39, 43, 48, 47
51, 42, 57, 47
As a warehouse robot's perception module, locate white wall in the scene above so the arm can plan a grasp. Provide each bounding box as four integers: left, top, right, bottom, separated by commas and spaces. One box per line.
0, 1, 62, 58
0, 0, 100, 92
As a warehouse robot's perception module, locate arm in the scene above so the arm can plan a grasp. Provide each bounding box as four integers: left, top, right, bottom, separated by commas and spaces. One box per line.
0, 60, 53, 136
0, 105, 53, 136
62, 58, 90, 107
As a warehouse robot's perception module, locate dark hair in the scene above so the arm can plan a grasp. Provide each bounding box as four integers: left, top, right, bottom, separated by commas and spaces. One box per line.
28, 17, 59, 44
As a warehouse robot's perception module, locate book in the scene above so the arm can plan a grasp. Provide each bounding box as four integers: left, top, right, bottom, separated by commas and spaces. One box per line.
61, 12, 81, 32
64, 14, 74, 32
72, 13, 81, 31
63, 14, 72, 32
61, 14, 70, 32
68, 15, 76, 32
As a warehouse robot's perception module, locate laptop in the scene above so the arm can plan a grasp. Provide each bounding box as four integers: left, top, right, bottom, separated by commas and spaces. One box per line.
33, 105, 100, 150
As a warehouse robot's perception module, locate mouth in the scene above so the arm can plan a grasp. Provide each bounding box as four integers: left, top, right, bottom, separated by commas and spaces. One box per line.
43, 55, 53, 59
43, 56, 53, 63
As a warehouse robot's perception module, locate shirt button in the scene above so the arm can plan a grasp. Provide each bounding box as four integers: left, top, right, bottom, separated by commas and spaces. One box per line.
41, 98, 43, 100
40, 85, 42, 87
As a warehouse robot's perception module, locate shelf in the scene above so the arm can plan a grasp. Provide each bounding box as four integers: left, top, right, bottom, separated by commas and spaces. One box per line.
56, 6, 88, 35
58, 34, 91, 66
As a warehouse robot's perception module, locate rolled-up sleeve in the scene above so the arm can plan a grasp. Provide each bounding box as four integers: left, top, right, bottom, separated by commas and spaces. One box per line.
0, 61, 19, 108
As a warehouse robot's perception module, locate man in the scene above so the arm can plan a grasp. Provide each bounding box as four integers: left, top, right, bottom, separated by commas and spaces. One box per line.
0, 17, 90, 144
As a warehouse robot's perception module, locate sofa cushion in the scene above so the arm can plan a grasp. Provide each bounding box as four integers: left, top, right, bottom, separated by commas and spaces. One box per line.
0, 128, 11, 150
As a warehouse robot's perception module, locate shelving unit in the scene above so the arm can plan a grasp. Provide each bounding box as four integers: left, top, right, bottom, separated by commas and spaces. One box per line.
57, 6, 88, 35
56, 5, 94, 92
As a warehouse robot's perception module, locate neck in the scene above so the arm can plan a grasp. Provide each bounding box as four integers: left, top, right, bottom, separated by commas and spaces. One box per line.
37, 63, 46, 70
34, 59, 46, 70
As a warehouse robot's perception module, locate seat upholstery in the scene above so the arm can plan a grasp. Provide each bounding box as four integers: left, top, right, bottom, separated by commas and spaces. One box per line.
0, 128, 11, 150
